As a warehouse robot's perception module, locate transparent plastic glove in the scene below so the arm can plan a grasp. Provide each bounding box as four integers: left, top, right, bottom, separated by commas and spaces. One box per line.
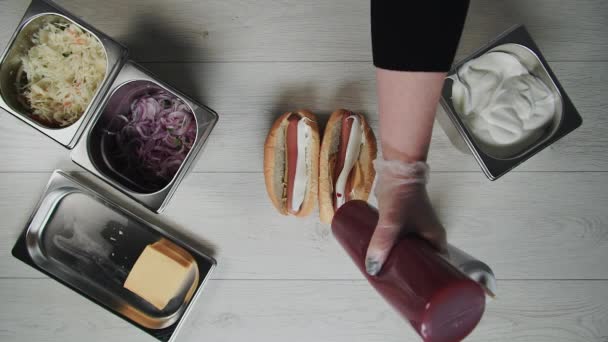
365, 159, 447, 276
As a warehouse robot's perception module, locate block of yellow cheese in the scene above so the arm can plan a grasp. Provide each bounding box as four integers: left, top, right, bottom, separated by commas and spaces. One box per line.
124, 239, 197, 310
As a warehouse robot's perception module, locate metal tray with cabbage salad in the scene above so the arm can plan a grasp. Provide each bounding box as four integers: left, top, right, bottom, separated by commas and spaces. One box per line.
0, 0, 127, 148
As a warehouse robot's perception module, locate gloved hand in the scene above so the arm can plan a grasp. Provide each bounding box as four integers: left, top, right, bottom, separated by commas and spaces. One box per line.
365, 159, 447, 276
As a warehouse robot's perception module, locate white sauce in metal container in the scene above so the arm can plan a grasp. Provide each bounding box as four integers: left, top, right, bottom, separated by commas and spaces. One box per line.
450, 50, 556, 149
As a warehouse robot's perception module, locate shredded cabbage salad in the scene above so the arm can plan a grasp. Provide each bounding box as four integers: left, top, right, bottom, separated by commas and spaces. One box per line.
103, 91, 197, 191
18, 21, 107, 127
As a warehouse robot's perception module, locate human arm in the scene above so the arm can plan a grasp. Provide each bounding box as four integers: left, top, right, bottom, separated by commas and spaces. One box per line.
365, 1, 470, 275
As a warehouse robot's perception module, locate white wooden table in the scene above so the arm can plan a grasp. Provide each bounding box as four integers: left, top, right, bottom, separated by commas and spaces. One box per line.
1, 1, 607, 341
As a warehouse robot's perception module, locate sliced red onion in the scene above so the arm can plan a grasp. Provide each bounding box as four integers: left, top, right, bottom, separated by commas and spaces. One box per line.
105, 91, 197, 184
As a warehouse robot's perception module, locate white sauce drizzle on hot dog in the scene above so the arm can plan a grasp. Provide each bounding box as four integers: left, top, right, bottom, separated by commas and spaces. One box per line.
335, 115, 362, 209
291, 119, 311, 213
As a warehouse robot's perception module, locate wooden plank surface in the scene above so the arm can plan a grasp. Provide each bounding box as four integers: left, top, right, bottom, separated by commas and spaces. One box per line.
2, 172, 607, 280
1, 0, 607, 62
0, 61, 606, 173
1, 0, 607, 341
1, 278, 607, 342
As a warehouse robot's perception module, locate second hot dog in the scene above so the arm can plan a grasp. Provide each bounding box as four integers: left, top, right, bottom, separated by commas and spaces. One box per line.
319, 109, 377, 224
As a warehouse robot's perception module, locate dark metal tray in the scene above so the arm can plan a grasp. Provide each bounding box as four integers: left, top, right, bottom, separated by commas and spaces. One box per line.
12, 170, 216, 342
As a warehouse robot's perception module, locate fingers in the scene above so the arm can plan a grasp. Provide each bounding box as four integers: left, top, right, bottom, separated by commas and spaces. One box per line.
412, 191, 448, 253
365, 223, 401, 276
366, 160, 445, 275
365, 194, 447, 276
365, 220, 446, 276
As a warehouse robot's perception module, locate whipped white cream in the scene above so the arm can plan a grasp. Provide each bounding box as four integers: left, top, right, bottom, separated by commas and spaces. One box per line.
290, 119, 311, 212
450, 50, 556, 147
335, 115, 362, 209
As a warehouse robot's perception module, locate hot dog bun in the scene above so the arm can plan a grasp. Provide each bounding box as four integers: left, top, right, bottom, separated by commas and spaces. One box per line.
264, 110, 320, 217
319, 109, 376, 224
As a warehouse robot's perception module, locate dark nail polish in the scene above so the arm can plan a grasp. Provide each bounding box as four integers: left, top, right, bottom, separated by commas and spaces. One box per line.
365, 257, 381, 276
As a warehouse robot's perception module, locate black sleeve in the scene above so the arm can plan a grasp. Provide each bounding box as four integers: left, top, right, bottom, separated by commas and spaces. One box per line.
371, 1, 470, 72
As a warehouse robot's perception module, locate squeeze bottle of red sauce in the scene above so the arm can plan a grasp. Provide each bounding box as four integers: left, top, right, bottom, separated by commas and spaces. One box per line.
332, 200, 486, 342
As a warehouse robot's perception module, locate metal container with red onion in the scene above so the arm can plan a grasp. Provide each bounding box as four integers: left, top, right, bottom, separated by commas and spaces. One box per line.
71, 61, 218, 212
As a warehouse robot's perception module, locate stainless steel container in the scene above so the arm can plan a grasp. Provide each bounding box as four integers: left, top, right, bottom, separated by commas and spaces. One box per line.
12, 170, 216, 342
0, 0, 128, 148
0, 0, 219, 212
71, 61, 218, 212
440, 25, 582, 180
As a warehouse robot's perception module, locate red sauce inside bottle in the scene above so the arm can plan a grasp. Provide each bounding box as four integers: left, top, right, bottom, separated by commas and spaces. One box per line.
331, 200, 486, 342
